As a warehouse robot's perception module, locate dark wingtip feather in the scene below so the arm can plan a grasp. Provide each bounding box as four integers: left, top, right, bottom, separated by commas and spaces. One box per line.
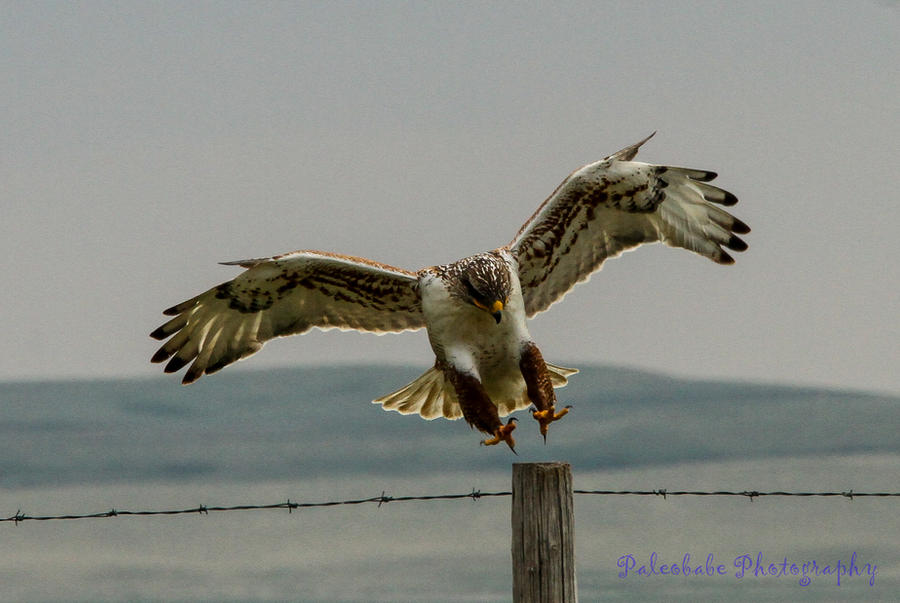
721, 190, 739, 206
731, 218, 751, 234
164, 355, 190, 374
182, 366, 203, 385
693, 170, 718, 182
151, 347, 173, 364
149, 325, 169, 340
726, 235, 749, 252
205, 360, 229, 375
163, 297, 199, 316
717, 250, 736, 265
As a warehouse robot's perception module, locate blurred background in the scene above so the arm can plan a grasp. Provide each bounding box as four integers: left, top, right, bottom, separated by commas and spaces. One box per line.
2, 1, 898, 393
1, 2, 898, 601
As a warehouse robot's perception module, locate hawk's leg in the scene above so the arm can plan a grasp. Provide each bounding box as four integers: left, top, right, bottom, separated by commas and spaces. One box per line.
519, 342, 571, 441
444, 366, 516, 452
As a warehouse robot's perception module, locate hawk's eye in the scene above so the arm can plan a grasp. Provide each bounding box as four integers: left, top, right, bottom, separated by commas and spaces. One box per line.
463, 278, 482, 302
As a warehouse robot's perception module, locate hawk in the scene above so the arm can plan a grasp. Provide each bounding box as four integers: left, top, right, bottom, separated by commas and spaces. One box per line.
151, 134, 749, 450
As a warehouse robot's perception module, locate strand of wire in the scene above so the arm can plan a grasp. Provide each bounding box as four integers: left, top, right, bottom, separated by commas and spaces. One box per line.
4, 488, 898, 524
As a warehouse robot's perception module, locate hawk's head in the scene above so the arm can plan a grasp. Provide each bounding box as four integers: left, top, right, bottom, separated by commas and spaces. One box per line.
452, 253, 511, 324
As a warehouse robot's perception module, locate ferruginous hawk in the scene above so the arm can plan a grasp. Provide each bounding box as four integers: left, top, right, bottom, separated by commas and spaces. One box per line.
151, 134, 749, 450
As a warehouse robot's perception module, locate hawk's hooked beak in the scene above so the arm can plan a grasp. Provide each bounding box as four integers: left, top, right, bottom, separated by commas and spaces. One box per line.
490, 300, 503, 324
473, 297, 505, 323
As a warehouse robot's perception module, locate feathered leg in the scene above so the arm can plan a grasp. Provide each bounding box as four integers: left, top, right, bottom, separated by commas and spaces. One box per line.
444, 366, 516, 451
520, 342, 571, 442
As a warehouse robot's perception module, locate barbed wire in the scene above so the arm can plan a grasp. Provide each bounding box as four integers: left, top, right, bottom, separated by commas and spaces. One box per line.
3, 487, 898, 525
572, 489, 900, 500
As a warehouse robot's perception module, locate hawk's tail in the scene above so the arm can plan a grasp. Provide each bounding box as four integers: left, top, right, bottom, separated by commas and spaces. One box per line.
372, 363, 578, 420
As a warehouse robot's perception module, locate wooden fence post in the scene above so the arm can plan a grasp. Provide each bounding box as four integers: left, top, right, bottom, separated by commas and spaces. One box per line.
511, 462, 577, 602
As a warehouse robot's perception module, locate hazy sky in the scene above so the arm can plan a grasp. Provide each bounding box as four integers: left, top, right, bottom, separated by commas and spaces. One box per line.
2, 2, 898, 393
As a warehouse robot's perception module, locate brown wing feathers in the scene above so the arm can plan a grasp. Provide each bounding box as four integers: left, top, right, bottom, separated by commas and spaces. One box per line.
509, 136, 749, 316
151, 251, 425, 384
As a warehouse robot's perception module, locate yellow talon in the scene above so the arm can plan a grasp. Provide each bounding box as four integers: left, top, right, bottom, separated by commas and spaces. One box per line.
532, 405, 571, 440
481, 419, 517, 452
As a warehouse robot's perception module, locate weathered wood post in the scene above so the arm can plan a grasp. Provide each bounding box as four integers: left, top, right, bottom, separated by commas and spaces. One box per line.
511, 462, 577, 602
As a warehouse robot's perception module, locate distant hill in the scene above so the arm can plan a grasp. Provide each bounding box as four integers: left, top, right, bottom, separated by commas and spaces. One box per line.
1, 366, 897, 488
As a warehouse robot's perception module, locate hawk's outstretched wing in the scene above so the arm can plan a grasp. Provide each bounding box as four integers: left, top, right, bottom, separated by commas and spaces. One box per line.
507, 133, 750, 317
150, 250, 424, 384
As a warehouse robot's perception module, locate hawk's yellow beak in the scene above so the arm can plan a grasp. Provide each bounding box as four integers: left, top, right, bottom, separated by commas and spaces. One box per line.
490, 300, 503, 324
473, 298, 504, 323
